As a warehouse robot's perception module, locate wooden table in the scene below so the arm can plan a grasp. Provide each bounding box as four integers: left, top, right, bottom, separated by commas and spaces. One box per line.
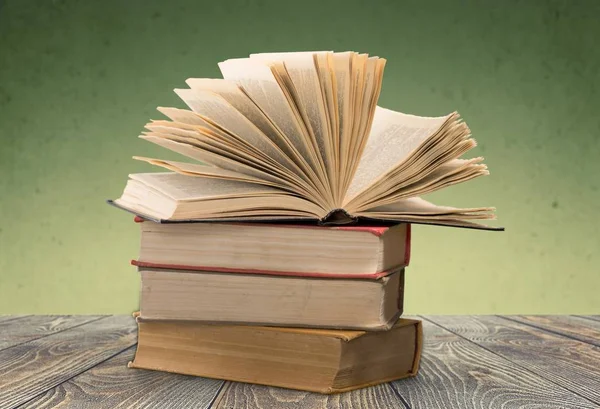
0, 315, 598, 408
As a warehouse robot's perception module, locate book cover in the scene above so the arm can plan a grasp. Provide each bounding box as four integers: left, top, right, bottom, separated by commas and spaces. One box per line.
129, 316, 423, 393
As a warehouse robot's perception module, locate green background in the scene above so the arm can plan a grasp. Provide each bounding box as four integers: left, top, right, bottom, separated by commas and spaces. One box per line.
1, 0, 598, 314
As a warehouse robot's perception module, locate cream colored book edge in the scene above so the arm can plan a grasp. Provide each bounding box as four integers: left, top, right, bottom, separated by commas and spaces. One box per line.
136, 267, 405, 331
136, 221, 410, 276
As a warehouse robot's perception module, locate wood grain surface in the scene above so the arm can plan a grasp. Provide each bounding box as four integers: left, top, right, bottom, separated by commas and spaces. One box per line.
0, 315, 599, 409
576, 315, 600, 323
0, 315, 104, 351
505, 315, 600, 347
18, 347, 224, 409
213, 381, 407, 409
0, 315, 136, 409
0, 316, 31, 324
428, 315, 600, 406
392, 317, 597, 409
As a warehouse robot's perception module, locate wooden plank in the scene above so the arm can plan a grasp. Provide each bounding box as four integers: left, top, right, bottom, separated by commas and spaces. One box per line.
505, 315, 600, 347
0, 316, 31, 324
391, 317, 597, 409
18, 347, 224, 409
0, 315, 136, 409
213, 381, 408, 409
576, 315, 600, 323
426, 315, 600, 406
0, 315, 104, 351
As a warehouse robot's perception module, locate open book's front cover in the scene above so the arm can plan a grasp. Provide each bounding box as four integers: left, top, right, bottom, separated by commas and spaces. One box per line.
107, 199, 504, 231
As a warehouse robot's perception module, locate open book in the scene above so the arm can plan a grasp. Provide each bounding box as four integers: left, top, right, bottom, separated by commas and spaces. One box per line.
112, 51, 501, 230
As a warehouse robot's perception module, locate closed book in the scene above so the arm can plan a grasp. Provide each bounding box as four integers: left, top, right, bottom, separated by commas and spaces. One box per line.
135, 263, 405, 330
129, 316, 422, 394
134, 217, 410, 277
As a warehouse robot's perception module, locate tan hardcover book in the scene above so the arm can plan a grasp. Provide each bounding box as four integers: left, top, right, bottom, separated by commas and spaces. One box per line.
134, 218, 411, 276
136, 267, 405, 331
110, 51, 501, 231
129, 316, 423, 393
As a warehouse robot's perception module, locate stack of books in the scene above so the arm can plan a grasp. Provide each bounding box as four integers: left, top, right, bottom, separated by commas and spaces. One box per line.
110, 51, 501, 393
128, 217, 422, 393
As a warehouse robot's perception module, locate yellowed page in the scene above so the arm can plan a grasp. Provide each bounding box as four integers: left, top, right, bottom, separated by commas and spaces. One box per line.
218, 59, 317, 168
331, 52, 353, 193
172, 195, 325, 216
363, 196, 493, 215
146, 120, 205, 139
379, 123, 474, 192
145, 122, 256, 157
267, 53, 334, 189
315, 53, 338, 185
266, 60, 325, 177
286, 54, 332, 174
115, 179, 321, 220
347, 57, 385, 188
355, 197, 496, 229
344, 107, 451, 204
153, 107, 306, 181
155, 109, 269, 157
405, 163, 488, 198
129, 172, 282, 201
351, 126, 476, 210
120, 174, 326, 218
354, 159, 488, 211
348, 53, 368, 156
341, 53, 367, 198
353, 213, 498, 230
143, 129, 272, 172
156, 107, 208, 126
132, 157, 287, 188
249, 51, 333, 61
139, 135, 284, 184
219, 58, 333, 207
174, 89, 295, 170
184, 78, 311, 173
115, 175, 325, 218
157, 105, 286, 161
148, 131, 319, 199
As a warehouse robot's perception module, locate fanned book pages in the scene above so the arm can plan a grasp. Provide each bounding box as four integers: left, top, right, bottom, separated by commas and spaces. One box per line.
111, 51, 502, 230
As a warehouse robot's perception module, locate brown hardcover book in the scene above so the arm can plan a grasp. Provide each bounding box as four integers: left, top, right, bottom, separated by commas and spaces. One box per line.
136, 266, 405, 331
129, 317, 422, 394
